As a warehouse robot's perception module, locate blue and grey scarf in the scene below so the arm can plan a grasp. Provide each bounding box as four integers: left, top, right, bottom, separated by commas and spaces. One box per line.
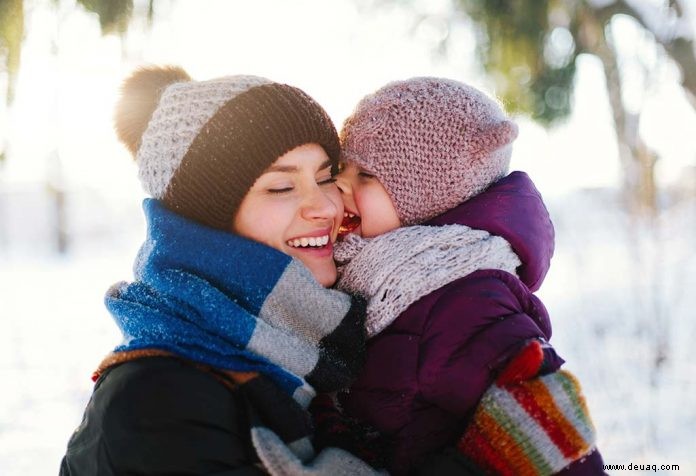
104, 199, 365, 404
97, 199, 375, 474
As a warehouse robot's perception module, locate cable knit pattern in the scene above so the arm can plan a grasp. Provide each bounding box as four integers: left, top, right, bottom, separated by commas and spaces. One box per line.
335, 225, 522, 337
137, 75, 271, 199
116, 66, 340, 230
340, 77, 518, 225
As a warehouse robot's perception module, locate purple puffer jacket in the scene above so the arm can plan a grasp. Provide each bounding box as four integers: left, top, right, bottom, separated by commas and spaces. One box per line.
340, 172, 603, 474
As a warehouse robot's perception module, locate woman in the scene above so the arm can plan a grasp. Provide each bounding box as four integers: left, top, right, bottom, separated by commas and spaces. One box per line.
59, 66, 378, 475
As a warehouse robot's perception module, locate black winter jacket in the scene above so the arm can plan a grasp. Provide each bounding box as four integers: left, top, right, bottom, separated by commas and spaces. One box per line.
60, 356, 266, 475
60, 356, 488, 475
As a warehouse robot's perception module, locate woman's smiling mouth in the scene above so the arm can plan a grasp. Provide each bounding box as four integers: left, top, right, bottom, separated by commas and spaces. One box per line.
285, 229, 335, 257
286, 235, 330, 248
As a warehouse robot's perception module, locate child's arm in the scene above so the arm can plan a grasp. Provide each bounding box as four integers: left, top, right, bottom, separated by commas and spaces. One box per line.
417, 269, 559, 415
456, 340, 606, 475
415, 272, 606, 474
405, 339, 605, 475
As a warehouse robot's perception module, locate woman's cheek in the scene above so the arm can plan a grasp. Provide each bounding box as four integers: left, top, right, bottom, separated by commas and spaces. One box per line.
252, 200, 292, 248
327, 188, 344, 238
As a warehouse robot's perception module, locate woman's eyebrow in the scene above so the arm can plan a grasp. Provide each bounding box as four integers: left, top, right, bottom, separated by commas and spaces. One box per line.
264, 159, 332, 174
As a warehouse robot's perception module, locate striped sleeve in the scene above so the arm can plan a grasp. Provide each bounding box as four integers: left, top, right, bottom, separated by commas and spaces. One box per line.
458, 370, 597, 476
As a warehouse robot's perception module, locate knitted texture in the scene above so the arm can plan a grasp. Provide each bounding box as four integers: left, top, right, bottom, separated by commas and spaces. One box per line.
340, 77, 518, 225
118, 67, 340, 230
334, 225, 521, 337
136, 75, 270, 199
458, 370, 597, 476
105, 199, 365, 406
99, 198, 373, 474
251, 426, 381, 476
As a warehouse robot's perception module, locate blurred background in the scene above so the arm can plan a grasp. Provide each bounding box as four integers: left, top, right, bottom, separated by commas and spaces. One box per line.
1, 0, 695, 474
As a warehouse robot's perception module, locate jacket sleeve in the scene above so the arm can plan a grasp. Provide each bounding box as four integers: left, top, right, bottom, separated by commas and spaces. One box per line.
60, 357, 265, 476
417, 269, 552, 416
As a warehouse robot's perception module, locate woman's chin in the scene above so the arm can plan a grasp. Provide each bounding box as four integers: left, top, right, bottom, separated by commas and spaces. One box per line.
303, 260, 337, 287
286, 242, 337, 287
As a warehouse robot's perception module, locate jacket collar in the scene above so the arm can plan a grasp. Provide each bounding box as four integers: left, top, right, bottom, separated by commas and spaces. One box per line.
426, 171, 554, 291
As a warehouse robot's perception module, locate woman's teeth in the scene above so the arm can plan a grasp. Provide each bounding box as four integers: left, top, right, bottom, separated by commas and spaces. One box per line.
286, 235, 330, 248
344, 212, 356, 218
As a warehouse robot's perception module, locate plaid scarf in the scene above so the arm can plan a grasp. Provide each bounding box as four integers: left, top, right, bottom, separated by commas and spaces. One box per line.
99, 199, 375, 475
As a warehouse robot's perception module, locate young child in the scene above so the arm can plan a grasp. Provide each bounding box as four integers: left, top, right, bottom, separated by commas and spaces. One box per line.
331, 78, 605, 475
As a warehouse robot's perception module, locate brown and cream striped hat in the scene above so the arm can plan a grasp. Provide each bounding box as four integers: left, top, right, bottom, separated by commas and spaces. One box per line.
114, 65, 340, 230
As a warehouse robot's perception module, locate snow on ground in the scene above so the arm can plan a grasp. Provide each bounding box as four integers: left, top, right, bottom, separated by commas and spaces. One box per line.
540, 189, 696, 473
1, 186, 695, 475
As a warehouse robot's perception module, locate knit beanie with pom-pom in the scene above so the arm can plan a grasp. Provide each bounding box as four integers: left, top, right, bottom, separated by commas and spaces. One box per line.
340, 77, 518, 226
114, 65, 340, 230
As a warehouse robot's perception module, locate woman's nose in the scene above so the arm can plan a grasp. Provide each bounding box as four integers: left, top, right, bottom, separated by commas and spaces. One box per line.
301, 185, 339, 221
335, 174, 351, 195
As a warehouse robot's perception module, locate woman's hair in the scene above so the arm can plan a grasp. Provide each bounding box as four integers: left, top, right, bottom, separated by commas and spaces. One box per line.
113, 65, 340, 230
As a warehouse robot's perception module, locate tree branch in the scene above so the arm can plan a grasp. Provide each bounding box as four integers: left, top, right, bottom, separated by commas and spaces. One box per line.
591, 0, 696, 108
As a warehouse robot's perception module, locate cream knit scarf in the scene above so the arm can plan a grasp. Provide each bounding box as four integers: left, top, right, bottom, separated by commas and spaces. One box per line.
335, 225, 522, 338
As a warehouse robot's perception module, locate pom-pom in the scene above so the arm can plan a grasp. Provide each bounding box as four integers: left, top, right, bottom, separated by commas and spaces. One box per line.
114, 65, 191, 156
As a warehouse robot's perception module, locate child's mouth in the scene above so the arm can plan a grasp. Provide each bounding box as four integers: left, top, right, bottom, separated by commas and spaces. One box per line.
338, 211, 361, 239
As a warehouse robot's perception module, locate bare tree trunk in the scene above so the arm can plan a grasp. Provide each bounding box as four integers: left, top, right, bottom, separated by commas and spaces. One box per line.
0, 154, 6, 253
49, 0, 69, 254
0, 0, 23, 106
578, 5, 658, 217
665, 37, 696, 109
595, 0, 696, 111
47, 151, 68, 254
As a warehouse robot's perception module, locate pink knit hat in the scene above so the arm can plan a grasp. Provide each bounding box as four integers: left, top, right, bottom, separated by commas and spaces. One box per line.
340, 77, 518, 225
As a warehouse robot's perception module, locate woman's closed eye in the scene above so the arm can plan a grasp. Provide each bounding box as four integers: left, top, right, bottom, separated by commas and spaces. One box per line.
317, 165, 337, 186
358, 171, 375, 179
266, 175, 335, 194
318, 177, 337, 186
267, 186, 294, 194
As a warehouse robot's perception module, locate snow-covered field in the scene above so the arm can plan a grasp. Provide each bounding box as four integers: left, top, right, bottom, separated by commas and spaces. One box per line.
541, 190, 696, 473
1, 186, 694, 475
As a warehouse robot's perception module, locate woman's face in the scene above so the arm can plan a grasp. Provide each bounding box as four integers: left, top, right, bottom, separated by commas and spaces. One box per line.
233, 143, 343, 287
335, 161, 400, 238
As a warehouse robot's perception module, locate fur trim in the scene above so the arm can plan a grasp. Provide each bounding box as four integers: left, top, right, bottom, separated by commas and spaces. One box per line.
114, 65, 191, 155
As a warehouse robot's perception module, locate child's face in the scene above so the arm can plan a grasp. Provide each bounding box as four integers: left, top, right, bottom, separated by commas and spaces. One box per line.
335, 161, 400, 239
